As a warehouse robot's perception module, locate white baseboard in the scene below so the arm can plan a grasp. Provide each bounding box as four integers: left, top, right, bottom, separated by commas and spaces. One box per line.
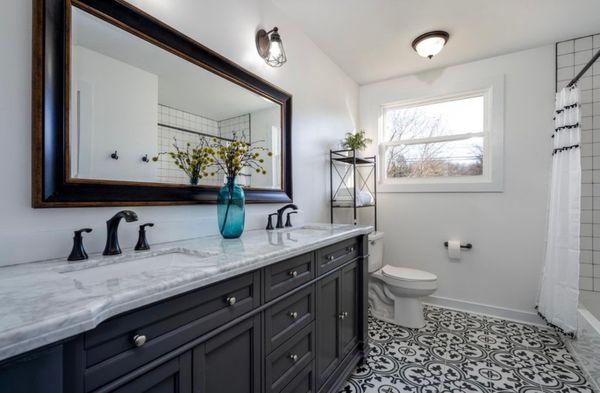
424, 295, 546, 326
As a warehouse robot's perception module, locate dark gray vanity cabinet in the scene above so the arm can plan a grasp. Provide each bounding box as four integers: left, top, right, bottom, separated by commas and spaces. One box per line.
0, 235, 368, 393
315, 261, 359, 390
340, 262, 359, 359
111, 352, 192, 393
192, 316, 261, 393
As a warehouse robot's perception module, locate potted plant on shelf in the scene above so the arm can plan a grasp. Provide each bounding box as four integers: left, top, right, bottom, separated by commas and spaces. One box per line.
341, 130, 372, 157
206, 133, 271, 239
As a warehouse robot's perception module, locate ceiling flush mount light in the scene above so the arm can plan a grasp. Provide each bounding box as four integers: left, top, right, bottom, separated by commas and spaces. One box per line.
412, 31, 449, 59
256, 27, 287, 67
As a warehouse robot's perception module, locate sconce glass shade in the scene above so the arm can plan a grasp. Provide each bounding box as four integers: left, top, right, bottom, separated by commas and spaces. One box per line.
256, 27, 287, 67
412, 31, 449, 59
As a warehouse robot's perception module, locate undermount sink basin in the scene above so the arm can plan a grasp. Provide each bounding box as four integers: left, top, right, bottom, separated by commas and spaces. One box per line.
277, 225, 332, 234
56, 248, 219, 277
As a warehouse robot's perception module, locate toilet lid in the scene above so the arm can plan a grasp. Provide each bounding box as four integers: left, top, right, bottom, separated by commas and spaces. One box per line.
381, 266, 437, 282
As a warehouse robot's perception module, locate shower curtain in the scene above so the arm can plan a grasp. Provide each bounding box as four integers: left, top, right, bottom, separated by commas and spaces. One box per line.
538, 86, 581, 334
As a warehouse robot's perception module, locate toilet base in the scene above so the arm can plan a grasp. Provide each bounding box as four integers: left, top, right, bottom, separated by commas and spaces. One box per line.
393, 296, 425, 329
368, 279, 428, 329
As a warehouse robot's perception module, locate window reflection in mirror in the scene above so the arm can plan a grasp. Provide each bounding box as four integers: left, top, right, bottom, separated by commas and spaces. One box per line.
69, 6, 282, 190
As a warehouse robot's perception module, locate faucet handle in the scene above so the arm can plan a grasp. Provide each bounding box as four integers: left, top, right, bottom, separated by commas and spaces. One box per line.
266, 213, 277, 230
68, 228, 93, 261
135, 223, 154, 251
285, 211, 298, 227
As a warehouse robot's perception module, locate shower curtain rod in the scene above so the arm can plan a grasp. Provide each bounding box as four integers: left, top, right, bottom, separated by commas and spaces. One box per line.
567, 46, 600, 88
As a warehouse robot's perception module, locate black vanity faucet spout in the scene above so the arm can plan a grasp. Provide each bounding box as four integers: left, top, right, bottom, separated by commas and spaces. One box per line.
276, 203, 298, 229
103, 210, 138, 256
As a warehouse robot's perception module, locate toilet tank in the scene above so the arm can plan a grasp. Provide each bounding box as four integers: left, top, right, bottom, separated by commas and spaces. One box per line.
368, 232, 384, 272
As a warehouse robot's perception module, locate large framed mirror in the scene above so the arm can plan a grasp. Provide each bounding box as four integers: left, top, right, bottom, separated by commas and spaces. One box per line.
32, 0, 292, 207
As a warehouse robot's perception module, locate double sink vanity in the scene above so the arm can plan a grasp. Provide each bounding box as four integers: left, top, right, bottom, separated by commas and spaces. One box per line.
0, 224, 372, 393
12, 0, 374, 391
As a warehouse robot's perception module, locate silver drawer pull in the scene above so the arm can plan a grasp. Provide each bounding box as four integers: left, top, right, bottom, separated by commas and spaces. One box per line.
348, 246, 355, 252
133, 334, 147, 347
289, 354, 299, 362
226, 296, 236, 306
327, 255, 335, 261
288, 270, 298, 277
338, 311, 348, 320
289, 311, 298, 320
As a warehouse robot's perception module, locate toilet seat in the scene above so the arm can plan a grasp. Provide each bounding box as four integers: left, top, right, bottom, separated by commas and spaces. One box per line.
381, 266, 437, 282
377, 265, 438, 291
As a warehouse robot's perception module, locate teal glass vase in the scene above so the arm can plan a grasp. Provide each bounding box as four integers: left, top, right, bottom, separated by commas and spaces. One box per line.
217, 176, 245, 239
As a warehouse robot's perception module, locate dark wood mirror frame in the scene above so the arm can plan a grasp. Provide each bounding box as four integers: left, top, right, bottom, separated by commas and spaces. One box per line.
32, 0, 292, 208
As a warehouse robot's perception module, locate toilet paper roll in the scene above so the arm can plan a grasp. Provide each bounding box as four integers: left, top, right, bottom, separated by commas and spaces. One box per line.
447, 240, 462, 260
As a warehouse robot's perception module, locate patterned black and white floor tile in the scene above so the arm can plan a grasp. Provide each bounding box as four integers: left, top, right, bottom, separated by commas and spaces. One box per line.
340, 306, 595, 393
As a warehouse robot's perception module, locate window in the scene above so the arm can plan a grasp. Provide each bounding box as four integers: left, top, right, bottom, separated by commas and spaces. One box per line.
379, 84, 503, 193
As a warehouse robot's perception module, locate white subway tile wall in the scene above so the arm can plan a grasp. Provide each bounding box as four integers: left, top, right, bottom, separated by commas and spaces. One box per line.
557, 34, 600, 292
156, 105, 250, 186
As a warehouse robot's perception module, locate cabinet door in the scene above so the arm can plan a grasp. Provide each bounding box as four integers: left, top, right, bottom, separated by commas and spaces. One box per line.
111, 352, 192, 393
315, 271, 341, 388
192, 316, 261, 393
340, 261, 359, 358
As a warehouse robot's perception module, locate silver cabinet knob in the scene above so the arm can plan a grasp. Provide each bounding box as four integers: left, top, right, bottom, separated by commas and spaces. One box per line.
288, 270, 298, 277
289, 354, 299, 362
348, 246, 354, 252
289, 311, 298, 320
133, 334, 147, 347
226, 296, 236, 306
327, 255, 335, 261
338, 311, 348, 320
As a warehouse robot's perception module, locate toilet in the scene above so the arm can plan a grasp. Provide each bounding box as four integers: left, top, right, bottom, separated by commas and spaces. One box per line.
368, 231, 438, 328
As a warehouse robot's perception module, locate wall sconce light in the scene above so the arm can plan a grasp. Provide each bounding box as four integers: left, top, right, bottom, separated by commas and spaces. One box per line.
411, 31, 449, 59
256, 27, 287, 67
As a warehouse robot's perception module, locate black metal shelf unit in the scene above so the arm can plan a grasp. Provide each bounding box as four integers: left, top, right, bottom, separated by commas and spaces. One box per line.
330, 149, 377, 230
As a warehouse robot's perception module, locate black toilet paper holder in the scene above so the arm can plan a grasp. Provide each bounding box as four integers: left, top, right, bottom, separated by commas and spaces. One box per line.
444, 242, 472, 249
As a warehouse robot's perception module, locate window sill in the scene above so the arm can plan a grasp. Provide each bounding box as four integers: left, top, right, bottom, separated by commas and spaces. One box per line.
378, 178, 503, 193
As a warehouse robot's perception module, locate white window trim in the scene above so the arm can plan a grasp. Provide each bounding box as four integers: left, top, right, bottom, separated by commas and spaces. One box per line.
377, 76, 504, 193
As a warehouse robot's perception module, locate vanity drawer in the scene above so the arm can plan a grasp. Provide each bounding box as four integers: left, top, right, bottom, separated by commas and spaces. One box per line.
281, 364, 315, 393
265, 286, 315, 353
265, 323, 315, 393
316, 238, 359, 275
83, 271, 260, 392
264, 252, 315, 301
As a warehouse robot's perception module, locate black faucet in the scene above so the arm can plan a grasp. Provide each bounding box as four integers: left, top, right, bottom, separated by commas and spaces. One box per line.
103, 210, 138, 255
135, 223, 154, 251
285, 211, 298, 227
266, 213, 278, 230
68, 228, 92, 261
276, 204, 298, 229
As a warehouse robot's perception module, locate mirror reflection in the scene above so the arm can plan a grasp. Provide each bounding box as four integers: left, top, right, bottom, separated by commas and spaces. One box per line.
69, 6, 282, 189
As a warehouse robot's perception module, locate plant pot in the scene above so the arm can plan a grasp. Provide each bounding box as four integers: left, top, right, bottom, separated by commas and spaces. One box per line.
217, 176, 245, 239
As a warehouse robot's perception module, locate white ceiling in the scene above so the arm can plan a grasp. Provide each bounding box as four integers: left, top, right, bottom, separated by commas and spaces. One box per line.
273, 0, 600, 85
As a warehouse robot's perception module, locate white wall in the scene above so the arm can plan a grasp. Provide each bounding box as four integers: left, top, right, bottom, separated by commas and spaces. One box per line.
0, 0, 358, 266
250, 107, 280, 189
72, 46, 159, 182
359, 46, 555, 317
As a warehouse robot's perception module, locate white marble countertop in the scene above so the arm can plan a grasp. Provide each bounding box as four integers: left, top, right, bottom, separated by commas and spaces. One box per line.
0, 223, 372, 362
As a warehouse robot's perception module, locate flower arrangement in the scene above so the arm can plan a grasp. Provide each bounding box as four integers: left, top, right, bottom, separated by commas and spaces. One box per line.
206, 132, 272, 180
152, 138, 214, 185
205, 132, 272, 238
153, 132, 271, 238
341, 130, 372, 151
